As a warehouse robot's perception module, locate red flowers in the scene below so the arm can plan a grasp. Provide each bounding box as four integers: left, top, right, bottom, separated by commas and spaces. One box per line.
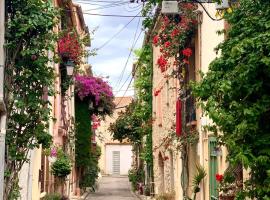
153, 35, 159, 45
58, 32, 82, 64
164, 41, 171, 48
215, 174, 224, 182
91, 115, 101, 130
182, 48, 193, 57
171, 29, 180, 37
157, 56, 168, 72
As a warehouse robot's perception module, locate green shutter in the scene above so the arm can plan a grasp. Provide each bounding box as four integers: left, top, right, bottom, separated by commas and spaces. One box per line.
209, 136, 218, 200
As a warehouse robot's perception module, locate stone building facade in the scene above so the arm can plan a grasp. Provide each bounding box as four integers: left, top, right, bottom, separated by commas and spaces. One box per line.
151, 3, 226, 200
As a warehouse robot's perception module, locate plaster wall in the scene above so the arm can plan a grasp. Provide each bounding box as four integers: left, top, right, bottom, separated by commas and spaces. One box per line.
152, 3, 226, 200
105, 144, 133, 175
152, 40, 181, 199
96, 97, 132, 175
196, 4, 226, 200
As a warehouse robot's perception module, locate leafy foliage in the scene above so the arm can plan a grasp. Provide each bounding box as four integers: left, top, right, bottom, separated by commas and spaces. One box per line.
192, 165, 206, 199
4, 0, 58, 198
51, 149, 72, 178
192, 0, 270, 198
128, 168, 145, 191
75, 99, 101, 190
75, 99, 92, 168
109, 101, 143, 144
79, 145, 101, 191
43, 193, 61, 200
75, 75, 115, 116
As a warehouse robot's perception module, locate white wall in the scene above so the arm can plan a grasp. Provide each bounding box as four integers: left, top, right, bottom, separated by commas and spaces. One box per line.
105, 144, 132, 175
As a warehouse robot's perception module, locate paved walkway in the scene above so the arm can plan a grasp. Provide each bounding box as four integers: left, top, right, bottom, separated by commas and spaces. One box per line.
86, 176, 138, 200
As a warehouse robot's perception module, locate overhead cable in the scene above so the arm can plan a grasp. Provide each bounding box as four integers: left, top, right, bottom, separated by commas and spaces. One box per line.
114, 16, 142, 89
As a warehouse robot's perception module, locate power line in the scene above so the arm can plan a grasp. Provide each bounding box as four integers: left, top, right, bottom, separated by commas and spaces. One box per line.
97, 12, 141, 50
114, 16, 142, 89
82, 12, 145, 17
78, 2, 131, 11
114, 30, 143, 95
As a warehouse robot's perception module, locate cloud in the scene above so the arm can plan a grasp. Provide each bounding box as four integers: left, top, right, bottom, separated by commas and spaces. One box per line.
75, 0, 144, 97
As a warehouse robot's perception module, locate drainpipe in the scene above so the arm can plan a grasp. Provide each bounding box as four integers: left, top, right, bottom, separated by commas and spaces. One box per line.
0, 0, 6, 199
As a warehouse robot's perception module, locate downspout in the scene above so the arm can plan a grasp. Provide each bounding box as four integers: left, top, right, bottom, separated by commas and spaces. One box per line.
0, 0, 6, 199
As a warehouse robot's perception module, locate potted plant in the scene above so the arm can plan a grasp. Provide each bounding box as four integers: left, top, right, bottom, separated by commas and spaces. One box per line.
51, 148, 72, 178
75, 75, 115, 116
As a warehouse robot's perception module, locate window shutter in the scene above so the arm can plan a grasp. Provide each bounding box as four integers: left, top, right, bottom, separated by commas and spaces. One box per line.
176, 99, 182, 137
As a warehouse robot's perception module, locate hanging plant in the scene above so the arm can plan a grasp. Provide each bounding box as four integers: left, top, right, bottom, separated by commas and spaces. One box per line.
75, 75, 115, 116
58, 31, 82, 64
152, 3, 197, 73
51, 148, 72, 178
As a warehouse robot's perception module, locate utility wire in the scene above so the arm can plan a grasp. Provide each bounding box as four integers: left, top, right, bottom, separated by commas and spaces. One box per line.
97, 11, 141, 50
114, 30, 143, 95
78, 2, 131, 11
194, 0, 223, 21
114, 16, 142, 89
66, 9, 145, 17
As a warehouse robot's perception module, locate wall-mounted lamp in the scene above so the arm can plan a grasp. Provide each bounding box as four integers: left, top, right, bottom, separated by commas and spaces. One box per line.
64, 60, 75, 76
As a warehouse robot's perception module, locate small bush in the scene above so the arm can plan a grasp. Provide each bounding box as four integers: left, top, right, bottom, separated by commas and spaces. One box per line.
51, 149, 71, 178
128, 168, 145, 191
43, 193, 61, 200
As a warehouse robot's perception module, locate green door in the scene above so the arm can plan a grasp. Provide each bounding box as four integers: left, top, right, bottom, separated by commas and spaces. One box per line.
209, 136, 218, 200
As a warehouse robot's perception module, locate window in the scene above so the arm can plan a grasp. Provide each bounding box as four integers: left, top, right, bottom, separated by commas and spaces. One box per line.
209, 136, 218, 200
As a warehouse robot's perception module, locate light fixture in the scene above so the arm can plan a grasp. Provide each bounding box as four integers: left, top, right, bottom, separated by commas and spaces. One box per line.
88, 101, 94, 110
65, 60, 75, 76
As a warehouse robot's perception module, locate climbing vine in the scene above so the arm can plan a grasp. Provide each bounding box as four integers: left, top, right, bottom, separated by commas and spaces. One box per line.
192, 0, 270, 199
4, 0, 58, 198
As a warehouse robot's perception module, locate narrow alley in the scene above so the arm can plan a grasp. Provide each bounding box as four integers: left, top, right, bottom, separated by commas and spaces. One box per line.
86, 176, 138, 200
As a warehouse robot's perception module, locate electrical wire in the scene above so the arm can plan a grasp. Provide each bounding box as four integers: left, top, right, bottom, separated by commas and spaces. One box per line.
96, 11, 141, 50
114, 30, 143, 95
114, 16, 142, 89
65, 8, 146, 17
78, 2, 131, 11
194, 0, 224, 21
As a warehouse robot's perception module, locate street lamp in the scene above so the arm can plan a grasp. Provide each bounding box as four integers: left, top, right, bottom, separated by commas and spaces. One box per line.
64, 60, 75, 76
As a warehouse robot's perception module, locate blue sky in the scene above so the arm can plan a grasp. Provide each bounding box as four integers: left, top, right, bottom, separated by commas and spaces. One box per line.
74, 0, 145, 97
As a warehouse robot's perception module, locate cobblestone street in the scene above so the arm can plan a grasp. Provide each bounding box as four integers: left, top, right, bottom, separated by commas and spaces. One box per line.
86, 176, 138, 200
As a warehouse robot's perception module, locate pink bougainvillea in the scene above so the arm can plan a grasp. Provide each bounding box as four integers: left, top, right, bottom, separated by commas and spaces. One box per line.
75, 75, 114, 106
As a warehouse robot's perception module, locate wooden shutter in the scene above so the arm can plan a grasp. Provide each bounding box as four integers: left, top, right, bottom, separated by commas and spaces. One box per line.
209, 136, 218, 200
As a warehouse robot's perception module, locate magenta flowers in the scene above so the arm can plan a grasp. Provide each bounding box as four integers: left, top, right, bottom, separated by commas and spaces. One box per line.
75, 75, 115, 115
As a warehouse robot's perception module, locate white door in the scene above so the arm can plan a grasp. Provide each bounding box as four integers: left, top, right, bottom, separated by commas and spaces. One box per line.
105, 145, 132, 175
112, 151, 120, 175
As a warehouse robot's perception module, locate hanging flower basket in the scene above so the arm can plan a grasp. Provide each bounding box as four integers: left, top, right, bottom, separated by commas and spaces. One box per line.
75, 75, 115, 116
152, 3, 197, 73
58, 32, 82, 64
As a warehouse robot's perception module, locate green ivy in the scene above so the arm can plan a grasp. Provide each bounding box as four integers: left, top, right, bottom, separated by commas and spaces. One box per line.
75, 98, 92, 168
192, 0, 270, 199
4, 0, 58, 198
75, 97, 100, 189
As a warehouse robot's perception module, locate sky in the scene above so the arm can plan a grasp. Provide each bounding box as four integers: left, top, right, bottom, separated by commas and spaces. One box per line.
74, 0, 145, 97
